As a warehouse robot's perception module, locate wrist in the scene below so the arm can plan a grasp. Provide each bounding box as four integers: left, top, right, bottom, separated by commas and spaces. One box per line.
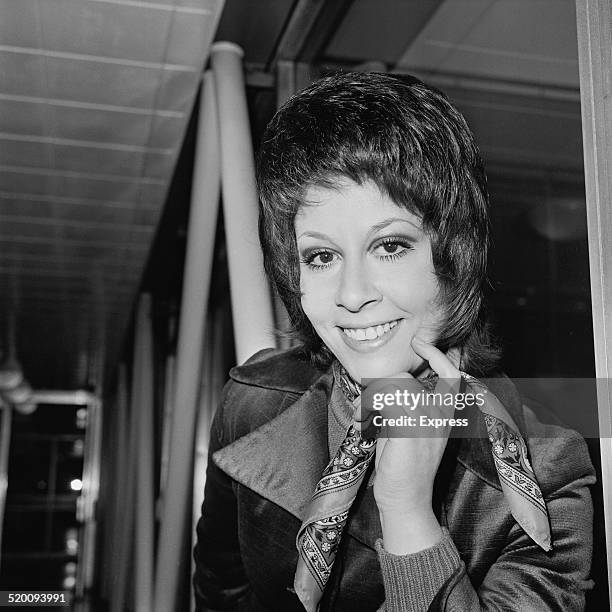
374, 487, 434, 518
379, 507, 442, 555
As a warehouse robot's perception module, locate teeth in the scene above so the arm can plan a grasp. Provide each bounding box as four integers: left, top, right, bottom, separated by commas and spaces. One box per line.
342, 320, 398, 341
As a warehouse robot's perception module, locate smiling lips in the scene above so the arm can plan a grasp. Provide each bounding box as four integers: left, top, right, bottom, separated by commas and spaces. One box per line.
341, 319, 399, 341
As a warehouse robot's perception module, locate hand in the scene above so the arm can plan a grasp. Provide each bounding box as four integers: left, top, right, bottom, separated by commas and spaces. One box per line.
360, 337, 462, 553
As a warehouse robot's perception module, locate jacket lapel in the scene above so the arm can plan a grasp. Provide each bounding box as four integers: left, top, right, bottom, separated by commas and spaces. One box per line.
212, 366, 386, 550
213, 373, 332, 522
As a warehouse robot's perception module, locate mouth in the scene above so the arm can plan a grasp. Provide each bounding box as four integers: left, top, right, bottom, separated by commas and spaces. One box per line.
340, 319, 400, 341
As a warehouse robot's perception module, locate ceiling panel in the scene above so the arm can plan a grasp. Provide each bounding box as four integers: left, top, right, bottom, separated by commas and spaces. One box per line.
0, 141, 52, 169
167, 11, 220, 65
397, 0, 579, 87
0, 52, 46, 98
0, 259, 141, 280
0, 193, 158, 219
143, 150, 180, 180
0, 98, 48, 134
0, 170, 55, 195
0, 216, 154, 238
0, 0, 225, 391
0, 1, 39, 48
0, 139, 174, 178
38, 0, 174, 63
43, 57, 168, 107
140, 0, 219, 8
48, 147, 149, 178
444, 87, 583, 169
467, 1, 578, 64
137, 181, 168, 207
157, 70, 201, 112
148, 114, 190, 149
52, 105, 181, 146
0, 168, 154, 201
325, 0, 443, 64
0, 238, 148, 264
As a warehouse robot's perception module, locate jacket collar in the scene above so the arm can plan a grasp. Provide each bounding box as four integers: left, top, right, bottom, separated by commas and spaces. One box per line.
213, 347, 519, 550
213, 365, 332, 522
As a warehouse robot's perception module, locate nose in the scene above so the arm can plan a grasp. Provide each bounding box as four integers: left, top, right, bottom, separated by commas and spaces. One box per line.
335, 259, 382, 312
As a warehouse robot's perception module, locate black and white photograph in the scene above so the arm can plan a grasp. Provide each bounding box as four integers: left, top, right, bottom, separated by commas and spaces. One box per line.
0, 0, 611, 610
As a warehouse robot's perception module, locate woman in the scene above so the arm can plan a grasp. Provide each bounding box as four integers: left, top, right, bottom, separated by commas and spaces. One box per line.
193, 72, 595, 611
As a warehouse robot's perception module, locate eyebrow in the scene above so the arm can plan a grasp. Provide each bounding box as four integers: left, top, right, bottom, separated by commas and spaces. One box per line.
297, 230, 331, 240
296, 217, 422, 241
369, 217, 421, 234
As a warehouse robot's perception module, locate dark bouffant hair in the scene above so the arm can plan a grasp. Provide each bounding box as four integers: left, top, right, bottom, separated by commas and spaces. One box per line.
256, 71, 499, 375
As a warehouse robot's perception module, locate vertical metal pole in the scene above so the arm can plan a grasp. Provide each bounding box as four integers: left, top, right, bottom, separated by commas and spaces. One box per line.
75, 338, 105, 607
190, 320, 212, 612
0, 402, 12, 572
99, 397, 116, 601
133, 294, 155, 612
576, 0, 612, 602
159, 354, 176, 508
211, 42, 276, 363
191, 305, 225, 579
108, 365, 129, 609
112, 367, 138, 612
153, 71, 221, 612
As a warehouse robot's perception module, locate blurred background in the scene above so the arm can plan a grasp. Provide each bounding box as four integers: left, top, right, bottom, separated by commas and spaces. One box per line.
0, 0, 607, 609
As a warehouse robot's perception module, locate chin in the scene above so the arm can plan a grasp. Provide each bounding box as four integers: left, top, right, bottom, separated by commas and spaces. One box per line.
340, 352, 424, 382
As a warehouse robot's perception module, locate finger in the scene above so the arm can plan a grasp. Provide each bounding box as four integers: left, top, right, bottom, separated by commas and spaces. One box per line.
411, 337, 461, 379
359, 372, 419, 417
353, 395, 381, 437
411, 338, 463, 417
359, 373, 424, 427
362, 371, 414, 394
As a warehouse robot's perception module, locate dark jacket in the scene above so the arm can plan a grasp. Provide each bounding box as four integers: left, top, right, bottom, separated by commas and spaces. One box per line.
194, 347, 595, 611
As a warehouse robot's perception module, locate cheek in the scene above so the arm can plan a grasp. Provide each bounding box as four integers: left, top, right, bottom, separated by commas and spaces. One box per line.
385, 269, 440, 314
415, 289, 447, 342
299, 279, 328, 328
299, 273, 335, 319
299, 293, 316, 323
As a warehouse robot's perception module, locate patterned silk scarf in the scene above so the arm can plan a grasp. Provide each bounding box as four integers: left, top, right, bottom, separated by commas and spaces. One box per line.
293, 364, 552, 612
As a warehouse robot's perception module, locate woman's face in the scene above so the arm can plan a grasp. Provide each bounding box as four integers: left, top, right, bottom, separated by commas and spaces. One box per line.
295, 179, 444, 381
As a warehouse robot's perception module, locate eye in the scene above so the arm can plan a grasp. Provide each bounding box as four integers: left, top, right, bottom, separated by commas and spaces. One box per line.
300, 249, 338, 271
373, 237, 413, 261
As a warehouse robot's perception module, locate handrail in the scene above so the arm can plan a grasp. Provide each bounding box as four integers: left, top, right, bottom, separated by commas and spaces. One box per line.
211, 41, 276, 363
108, 365, 129, 611
30, 390, 98, 405
153, 70, 222, 612
0, 402, 12, 573
133, 295, 155, 612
